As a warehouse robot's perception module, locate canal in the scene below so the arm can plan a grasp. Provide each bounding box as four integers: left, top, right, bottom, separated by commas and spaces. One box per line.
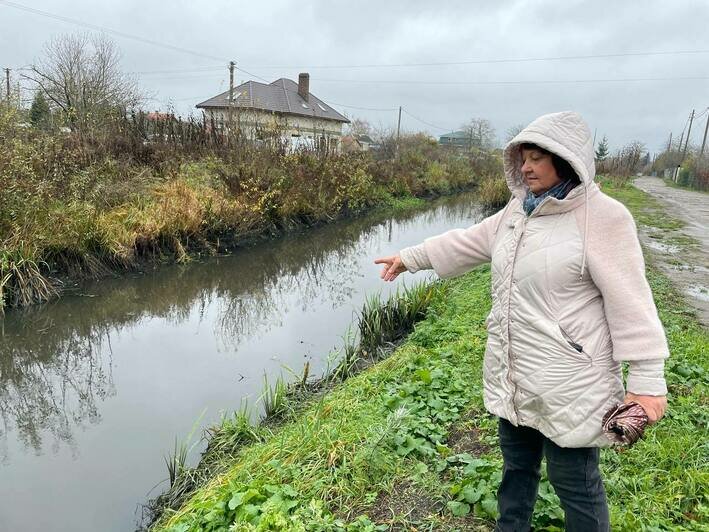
0, 192, 485, 531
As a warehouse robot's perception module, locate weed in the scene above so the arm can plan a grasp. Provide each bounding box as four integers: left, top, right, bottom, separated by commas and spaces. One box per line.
260, 376, 289, 420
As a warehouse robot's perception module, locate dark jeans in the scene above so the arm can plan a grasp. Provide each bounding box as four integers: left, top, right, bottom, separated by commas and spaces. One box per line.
495, 418, 610, 532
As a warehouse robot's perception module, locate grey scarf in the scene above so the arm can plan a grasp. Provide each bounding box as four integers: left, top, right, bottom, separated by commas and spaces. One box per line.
523, 179, 578, 215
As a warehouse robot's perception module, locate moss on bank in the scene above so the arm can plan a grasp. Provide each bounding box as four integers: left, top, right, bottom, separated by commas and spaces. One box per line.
150, 181, 707, 531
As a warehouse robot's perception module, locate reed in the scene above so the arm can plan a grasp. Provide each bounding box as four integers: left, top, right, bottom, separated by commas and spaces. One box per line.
260, 375, 289, 420
476, 175, 511, 208
0, 249, 58, 313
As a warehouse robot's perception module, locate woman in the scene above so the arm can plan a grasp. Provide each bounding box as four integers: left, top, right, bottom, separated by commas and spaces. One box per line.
374, 111, 668, 531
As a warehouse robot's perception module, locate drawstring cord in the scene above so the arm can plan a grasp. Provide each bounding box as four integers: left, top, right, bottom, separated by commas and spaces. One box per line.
580, 184, 589, 280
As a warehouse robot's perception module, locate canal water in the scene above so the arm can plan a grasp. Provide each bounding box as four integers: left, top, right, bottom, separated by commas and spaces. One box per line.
0, 193, 485, 532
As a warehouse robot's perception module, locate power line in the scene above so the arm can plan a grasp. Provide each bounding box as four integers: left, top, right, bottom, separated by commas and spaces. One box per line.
136, 73, 228, 82
0, 1, 273, 85
401, 108, 451, 131
145, 94, 214, 103
693, 106, 709, 119
5, 0, 709, 80
244, 49, 709, 70
132, 66, 224, 75
322, 100, 397, 112
235, 67, 270, 84
679, 113, 692, 137
312, 75, 709, 86
0, 0, 227, 62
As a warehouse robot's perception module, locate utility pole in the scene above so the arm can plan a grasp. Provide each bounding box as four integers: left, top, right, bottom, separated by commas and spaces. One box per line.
682, 109, 695, 160
667, 132, 672, 152
228, 61, 235, 142
678, 131, 684, 154
396, 105, 402, 157
592, 128, 597, 148
701, 111, 709, 157
4, 68, 10, 102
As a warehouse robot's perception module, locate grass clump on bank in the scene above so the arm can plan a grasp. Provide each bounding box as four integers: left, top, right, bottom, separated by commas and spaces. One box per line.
475, 175, 510, 209
150, 180, 707, 532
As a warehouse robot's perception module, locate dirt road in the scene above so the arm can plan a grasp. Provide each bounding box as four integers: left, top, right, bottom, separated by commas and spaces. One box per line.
633, 176, 708, 327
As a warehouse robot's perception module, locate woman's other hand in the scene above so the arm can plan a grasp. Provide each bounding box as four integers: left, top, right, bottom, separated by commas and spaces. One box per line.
624, 392, 667, 424
374, 255, 408, 281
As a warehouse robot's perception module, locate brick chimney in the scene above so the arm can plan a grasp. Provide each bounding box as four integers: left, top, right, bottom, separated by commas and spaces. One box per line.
298, 72, 310, 102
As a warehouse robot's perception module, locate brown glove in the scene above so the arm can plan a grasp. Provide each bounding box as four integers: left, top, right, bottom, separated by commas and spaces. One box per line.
601, 402, 649, 446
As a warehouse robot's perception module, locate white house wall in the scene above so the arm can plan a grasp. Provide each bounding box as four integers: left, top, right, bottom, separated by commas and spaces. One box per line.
205, 109, 344, 140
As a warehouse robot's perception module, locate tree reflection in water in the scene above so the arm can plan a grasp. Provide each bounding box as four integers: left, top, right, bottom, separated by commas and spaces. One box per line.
0, 194, 484, 462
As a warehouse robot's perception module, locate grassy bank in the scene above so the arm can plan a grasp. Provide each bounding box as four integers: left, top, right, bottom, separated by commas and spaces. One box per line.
0, 106, 507, 313
149, 180, 707, 531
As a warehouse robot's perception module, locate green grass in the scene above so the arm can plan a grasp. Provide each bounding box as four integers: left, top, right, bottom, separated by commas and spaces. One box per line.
151, 181, 707, 532
600, 180, 685, 232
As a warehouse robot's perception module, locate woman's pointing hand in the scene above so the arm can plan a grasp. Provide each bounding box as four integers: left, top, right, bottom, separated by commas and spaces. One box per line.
374, 255, 408, 282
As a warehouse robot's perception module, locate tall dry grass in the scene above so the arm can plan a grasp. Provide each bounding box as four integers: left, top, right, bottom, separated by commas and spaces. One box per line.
0, 106, 500, 312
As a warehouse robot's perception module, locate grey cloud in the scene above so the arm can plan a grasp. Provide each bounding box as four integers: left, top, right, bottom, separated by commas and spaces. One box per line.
2, 0, 708, 152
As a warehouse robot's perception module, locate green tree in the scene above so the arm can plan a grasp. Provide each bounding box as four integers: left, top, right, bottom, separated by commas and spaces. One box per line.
595, 135, 609, 161
29, 92, 51, 128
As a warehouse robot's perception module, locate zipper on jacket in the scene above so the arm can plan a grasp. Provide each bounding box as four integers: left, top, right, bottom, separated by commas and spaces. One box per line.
559, 326, 583, 352
558, 324, 592, 362
506, 217, 526, 422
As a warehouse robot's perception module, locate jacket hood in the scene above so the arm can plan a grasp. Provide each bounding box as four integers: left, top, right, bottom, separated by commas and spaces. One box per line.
503, 111, 596, 202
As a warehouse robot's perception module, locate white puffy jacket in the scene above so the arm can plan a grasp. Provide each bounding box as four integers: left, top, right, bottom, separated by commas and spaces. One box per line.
401, 111, 669, 447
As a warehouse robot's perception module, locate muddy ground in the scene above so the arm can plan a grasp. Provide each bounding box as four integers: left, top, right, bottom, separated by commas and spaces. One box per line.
633, 176, 708, 327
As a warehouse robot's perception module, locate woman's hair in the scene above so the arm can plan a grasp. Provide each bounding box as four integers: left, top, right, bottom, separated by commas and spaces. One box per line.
519, 142, 580, 184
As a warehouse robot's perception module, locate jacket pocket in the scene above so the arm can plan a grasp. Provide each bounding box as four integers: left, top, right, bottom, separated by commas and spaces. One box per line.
557, 324, 592, 363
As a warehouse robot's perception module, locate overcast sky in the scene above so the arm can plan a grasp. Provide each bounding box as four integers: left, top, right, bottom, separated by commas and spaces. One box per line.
2, 0, 709, 152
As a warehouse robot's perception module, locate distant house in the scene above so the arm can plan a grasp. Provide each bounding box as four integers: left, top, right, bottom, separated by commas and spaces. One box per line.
196, 73, 349, 151
357, 134, 374, 151
439, 130, 472, 149
146, 111, 174, 122
340, 135, 361, 153
340, 133, 377, 153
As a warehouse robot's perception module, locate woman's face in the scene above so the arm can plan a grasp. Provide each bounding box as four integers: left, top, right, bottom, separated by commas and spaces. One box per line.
520, 148, 562, 195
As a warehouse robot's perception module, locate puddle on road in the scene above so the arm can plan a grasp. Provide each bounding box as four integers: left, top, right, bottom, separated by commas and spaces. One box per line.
670, 263, 709, 274
685, 285, 709, 303
644, 240, 680, 254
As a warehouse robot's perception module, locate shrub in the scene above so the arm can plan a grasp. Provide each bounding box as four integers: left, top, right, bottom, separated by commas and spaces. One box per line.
0, 106, 499, 311
477, 175, 510, 208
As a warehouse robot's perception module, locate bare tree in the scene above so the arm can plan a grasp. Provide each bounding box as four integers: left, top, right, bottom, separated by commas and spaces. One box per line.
24, 33, 141, 132
346, 117, 372, 138
460, 118, 496, 150
505, 123, 526, 143
599, 141, 646, 177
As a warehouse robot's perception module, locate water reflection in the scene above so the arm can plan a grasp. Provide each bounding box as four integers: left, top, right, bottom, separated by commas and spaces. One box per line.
0, 194, 484, 463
